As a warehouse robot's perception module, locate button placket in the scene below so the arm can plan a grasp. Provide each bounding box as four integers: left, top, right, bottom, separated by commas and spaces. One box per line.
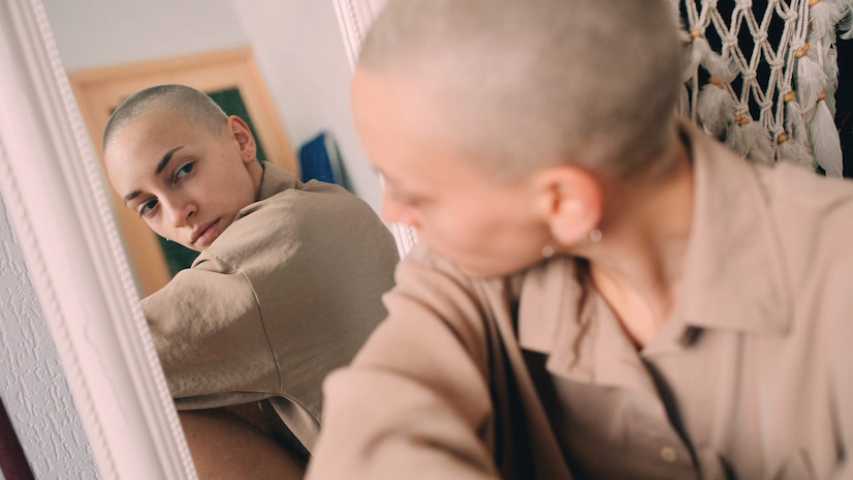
660, 445, 679, 463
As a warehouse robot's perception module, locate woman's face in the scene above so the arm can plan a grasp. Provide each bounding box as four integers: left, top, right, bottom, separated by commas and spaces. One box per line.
104, 110, 259, 252
354, 69, 553, 277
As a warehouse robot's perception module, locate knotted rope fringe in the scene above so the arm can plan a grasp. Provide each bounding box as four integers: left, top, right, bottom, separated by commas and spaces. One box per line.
677, 0, 851, 176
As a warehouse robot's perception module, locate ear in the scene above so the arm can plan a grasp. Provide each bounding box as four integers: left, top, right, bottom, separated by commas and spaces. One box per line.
532, 165, 603, 247
227, 115, 257, 164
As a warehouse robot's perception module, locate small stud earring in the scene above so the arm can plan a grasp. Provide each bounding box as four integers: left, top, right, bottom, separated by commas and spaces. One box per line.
588, 229, 603, 243
542, 245, 556, 258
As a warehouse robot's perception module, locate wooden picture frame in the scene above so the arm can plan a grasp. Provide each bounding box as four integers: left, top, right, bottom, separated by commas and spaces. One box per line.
70, 47, 297, 296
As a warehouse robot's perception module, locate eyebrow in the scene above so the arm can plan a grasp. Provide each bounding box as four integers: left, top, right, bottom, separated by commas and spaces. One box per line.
122, 145, 184, 203
123, 190, 141, 203
155, 145, 184, 175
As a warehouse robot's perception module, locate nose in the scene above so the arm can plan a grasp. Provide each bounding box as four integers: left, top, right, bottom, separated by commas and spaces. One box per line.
164, 197, 197, 229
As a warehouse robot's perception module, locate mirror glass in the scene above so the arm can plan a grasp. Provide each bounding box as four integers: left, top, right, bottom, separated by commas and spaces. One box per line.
42, 0, 397, 476
44, 0, 385, 295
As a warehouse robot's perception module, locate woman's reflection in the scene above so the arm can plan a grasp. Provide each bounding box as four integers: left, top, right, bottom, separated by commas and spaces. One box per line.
101, 84, 399, 477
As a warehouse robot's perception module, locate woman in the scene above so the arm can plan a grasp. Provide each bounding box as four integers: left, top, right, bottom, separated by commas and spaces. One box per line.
307, 0, 853, 478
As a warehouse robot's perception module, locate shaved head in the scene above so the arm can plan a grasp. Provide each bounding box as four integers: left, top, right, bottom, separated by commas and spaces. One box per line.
103, 84, 227, 150
358, 0, 684, 179
101, 84, 263, 252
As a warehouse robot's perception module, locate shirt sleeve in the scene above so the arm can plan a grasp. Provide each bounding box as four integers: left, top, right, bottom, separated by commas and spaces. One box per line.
142, 255, 280, 403
306, 251, 500, 480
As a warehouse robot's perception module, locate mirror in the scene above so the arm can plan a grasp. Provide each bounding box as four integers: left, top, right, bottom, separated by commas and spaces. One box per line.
0, 0, 401, 477
44, 0, 388, 296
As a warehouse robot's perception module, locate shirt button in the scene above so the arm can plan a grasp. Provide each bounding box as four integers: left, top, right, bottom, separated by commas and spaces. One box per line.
659, 446, 678, 463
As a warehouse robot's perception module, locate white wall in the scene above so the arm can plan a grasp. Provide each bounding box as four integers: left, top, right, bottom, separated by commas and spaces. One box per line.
43, 0, 248, 71
43, 0, 382, 211
233, 0, 382, 210
0, 198, 100, 479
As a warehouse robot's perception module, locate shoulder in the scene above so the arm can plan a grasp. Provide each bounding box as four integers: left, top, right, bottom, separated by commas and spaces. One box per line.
756, 164, 853, 266
758, 165, 853, 272
393, 244, 489, 307
203, 181, 393, 271
755, 166, 853, 332
757, 164, 853, 240
376, 245, 505, 371
234, 180, 378, 243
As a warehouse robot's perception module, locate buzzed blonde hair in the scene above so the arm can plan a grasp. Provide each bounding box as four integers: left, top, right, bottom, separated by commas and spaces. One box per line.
359, 0, 684, 179
103, 84, 228, 150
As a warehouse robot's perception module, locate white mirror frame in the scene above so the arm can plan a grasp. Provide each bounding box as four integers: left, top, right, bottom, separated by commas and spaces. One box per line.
0, 0, 408, 477
334, 0, 419, 258
0, 0, 196, 478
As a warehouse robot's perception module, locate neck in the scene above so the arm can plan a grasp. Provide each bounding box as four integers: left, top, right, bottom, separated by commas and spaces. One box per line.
249, 160, 265, 201
577, 136, 694, 347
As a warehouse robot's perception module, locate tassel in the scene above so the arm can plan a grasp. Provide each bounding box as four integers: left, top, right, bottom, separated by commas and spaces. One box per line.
701, 49, 737, 83
823, 43, 839, 113
785, 91, 810, 145
682, 31, 705, 81
795, 42, 828, 112
685, 33, 737, 82
776, 133, 815, 169
726, 115, 775, 166
808, 0, 846, 44
809, 94, 845, 177
697, 81, 736, 139
839, 0, 853, 39
678, 84, 691, 117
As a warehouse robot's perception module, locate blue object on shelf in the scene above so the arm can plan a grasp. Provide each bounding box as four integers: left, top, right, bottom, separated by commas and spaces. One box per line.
298, 131, 351, 190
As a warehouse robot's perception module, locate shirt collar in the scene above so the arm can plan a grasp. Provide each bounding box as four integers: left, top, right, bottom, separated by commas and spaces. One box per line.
256, 162, 299, 202
516, 121, 792, 360
674, 121, 792, 335
235, 163, 300, 222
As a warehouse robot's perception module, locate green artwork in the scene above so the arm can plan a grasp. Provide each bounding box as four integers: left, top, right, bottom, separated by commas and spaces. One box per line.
158, 87, 264, 276
208, 87, 268, 162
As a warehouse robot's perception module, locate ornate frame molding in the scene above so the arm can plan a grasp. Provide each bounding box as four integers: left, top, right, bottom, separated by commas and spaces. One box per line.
333, 0, 419, 257
0, 0, 410, 476
0, 0, 196, 478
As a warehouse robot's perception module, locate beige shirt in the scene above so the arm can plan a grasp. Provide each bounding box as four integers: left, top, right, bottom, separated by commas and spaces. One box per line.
308, 125, 853, 479
143, 163, 398, 451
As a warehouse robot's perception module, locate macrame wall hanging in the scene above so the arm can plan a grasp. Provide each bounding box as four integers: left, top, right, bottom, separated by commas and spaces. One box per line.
677, 0, 851, 176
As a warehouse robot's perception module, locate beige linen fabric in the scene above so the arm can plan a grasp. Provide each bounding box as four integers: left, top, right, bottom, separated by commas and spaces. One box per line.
143, 163, 399, 451
308, 124, 853, 479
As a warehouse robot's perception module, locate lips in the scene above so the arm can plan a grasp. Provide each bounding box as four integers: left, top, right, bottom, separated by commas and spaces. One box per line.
190, 218, 221, 247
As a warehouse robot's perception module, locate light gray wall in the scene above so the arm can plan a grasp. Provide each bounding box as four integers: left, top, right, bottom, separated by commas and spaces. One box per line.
233, 0, 382, 210
0, 196, 100, 479
43, 0, 248, 71
43, 0, 382, 211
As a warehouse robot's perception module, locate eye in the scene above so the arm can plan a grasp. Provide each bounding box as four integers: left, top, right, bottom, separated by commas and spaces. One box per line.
173, 162, 195, 183
139, 198, 159, 217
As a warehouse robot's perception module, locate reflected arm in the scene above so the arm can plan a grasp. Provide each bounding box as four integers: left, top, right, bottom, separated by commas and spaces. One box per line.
142, 258, 280, 403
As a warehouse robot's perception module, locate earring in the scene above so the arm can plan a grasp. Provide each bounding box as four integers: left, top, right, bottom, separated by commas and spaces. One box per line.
542, 245, 556, 258
588, 229, 603, 243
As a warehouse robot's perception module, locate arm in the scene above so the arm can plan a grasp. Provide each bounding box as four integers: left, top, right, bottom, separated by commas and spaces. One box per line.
180, 409, 305, 480
142, 256, 280, 402
307, 253, 501, 479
